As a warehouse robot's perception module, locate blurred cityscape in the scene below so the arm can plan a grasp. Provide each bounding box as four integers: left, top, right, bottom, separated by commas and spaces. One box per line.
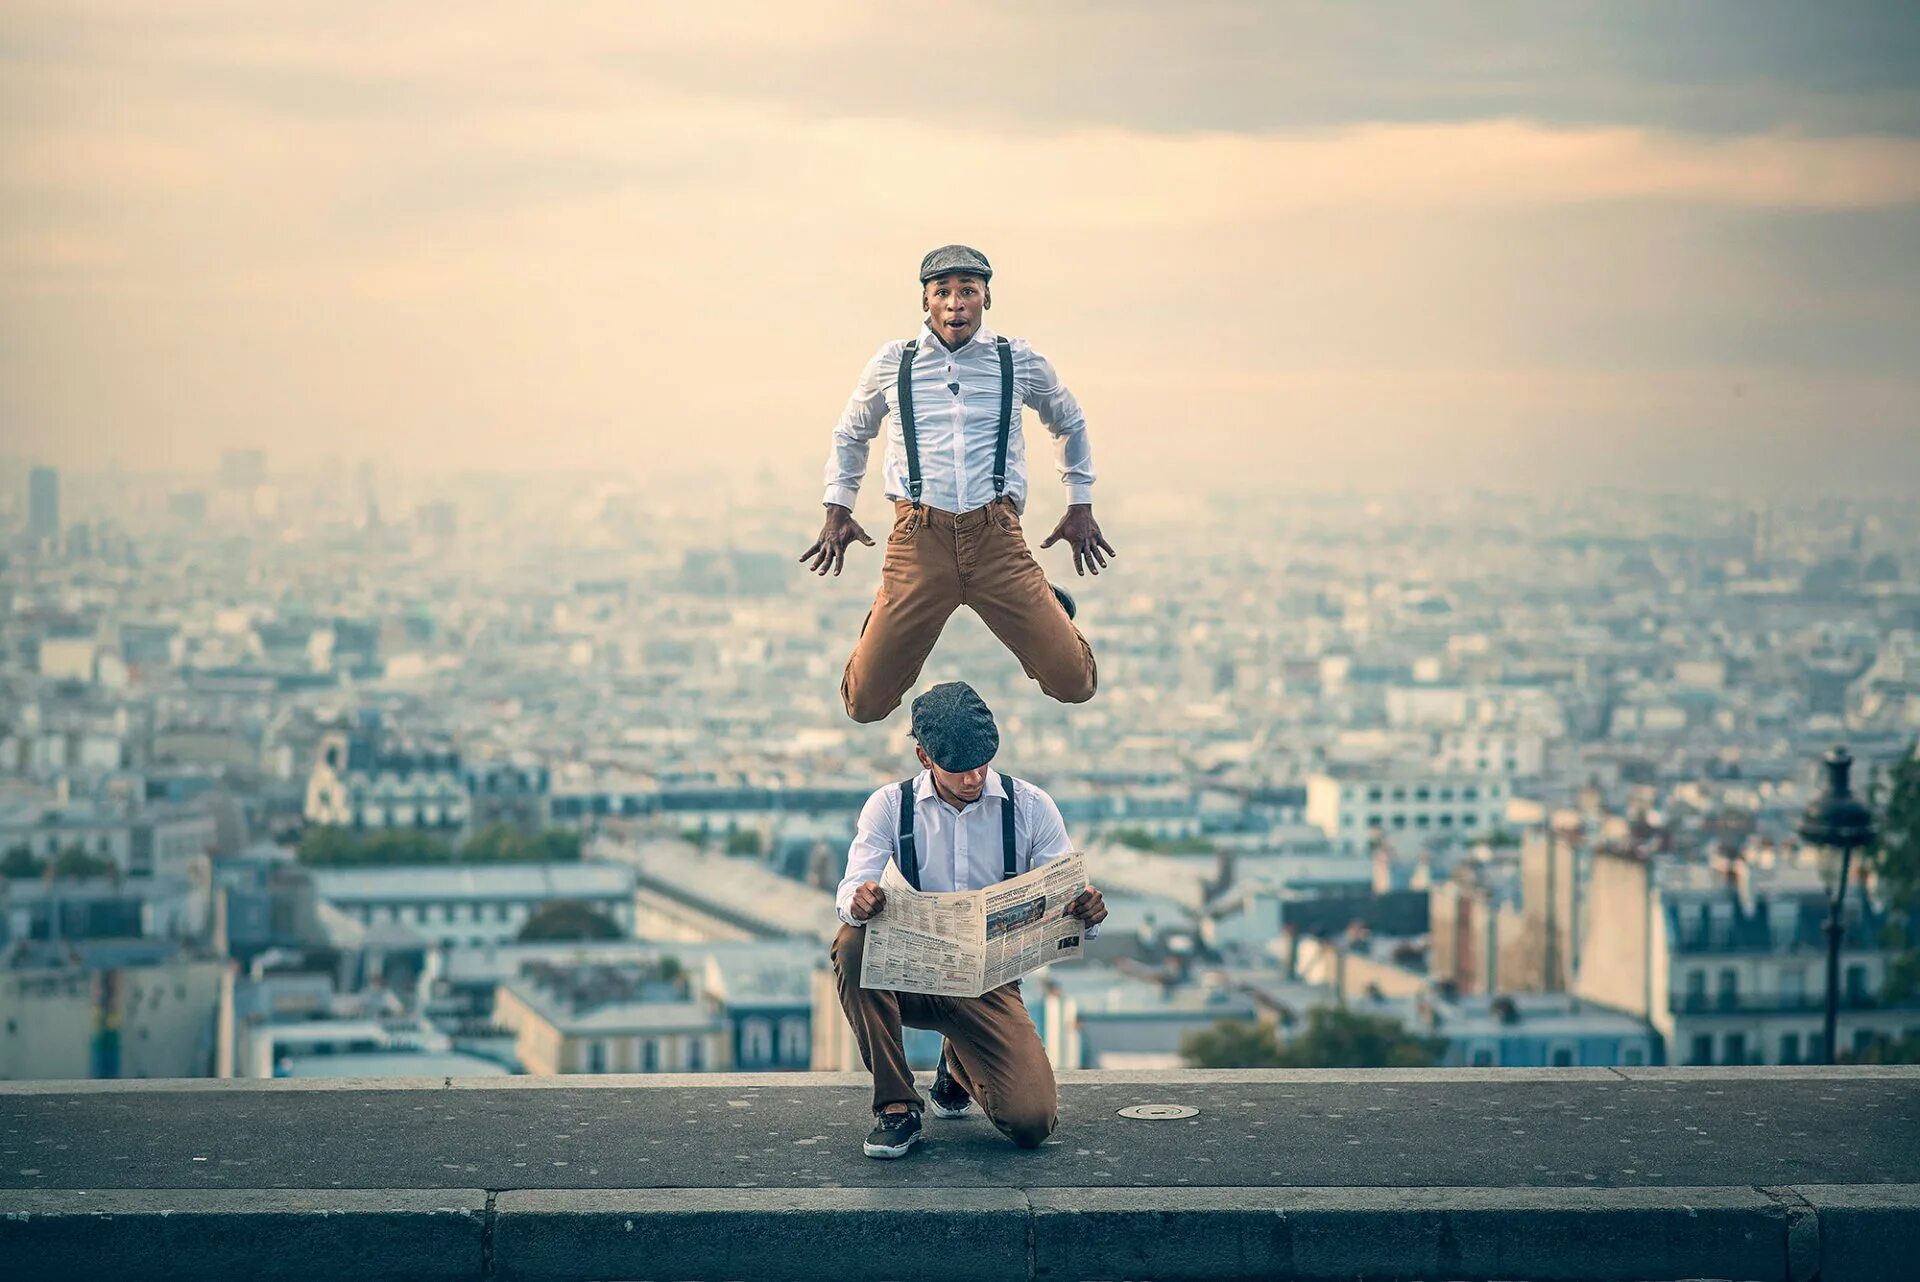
2, 451, 1918, 1082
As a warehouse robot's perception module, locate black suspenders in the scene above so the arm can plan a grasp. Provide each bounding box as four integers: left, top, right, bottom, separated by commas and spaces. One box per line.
895, 775, 1022, 889
896, 336, 1015, 509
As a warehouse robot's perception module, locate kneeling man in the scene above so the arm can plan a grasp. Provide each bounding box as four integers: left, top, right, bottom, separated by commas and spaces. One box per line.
831, 681, 1107, 1158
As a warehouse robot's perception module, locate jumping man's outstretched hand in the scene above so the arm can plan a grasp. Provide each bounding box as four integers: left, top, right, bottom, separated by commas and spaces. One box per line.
800, 503, 874, 576
1039, 503, 1116, 576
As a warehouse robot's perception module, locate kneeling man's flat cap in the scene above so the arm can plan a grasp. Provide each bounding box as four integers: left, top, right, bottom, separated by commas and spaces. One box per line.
919, 244, 992, 283
910, 681, 999, 772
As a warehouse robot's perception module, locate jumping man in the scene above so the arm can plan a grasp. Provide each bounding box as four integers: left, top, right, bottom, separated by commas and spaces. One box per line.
801, 245, 1115, 723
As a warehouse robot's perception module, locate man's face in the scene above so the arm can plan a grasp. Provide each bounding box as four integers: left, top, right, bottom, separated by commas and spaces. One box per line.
917, 745, 990, 805
922, 273, 989, 346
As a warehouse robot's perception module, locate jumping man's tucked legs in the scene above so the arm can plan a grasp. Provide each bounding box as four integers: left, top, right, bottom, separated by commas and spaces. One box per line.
840, 502, 964, 724
966, 499, 1097, 705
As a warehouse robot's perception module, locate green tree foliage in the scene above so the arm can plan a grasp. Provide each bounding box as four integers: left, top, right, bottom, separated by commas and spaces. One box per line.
725, 828, 764, 857
1180, 1019, 1286, 1067
1, 845, 44, 879
1871, 742, 1920, 1000
1182, 1007, 1445, 1069
52, 845, 119, 880
1107, 828, 1215, 855
515, 900, 625, 942
1845, 1032, 1920, 1065
297, 824, 582, 868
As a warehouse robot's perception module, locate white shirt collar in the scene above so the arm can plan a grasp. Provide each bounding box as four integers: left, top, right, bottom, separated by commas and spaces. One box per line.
917, 321, 998, 353
914, 767, 1008, 812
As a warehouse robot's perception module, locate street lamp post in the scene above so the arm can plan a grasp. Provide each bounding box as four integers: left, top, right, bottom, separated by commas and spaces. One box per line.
1796, 746, 1876, 1065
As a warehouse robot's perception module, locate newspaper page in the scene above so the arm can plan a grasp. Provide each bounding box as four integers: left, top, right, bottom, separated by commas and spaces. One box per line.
861, 851, 1088, 998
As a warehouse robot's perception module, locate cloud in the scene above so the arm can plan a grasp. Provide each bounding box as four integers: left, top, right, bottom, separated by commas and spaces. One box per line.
1, 1, 1916, 490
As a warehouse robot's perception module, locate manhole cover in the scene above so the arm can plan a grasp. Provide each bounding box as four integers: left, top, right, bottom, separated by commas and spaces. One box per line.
1117, 1104, 1200, 1120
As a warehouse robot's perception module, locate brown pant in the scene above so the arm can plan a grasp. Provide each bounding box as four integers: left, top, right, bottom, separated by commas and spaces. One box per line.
840, 497, 1098, 724
829, 922, 1058, 1148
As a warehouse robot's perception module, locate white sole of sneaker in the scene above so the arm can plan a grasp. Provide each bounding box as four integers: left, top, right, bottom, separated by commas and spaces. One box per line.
927, 1099, 972, 1119
862, 1129, 923, 1159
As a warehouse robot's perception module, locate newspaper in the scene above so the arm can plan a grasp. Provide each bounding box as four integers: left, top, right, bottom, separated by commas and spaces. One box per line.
860, 851, 1089, 998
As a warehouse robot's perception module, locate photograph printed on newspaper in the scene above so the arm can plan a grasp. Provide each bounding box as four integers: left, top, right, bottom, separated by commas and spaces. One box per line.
860, 851, 1089, 998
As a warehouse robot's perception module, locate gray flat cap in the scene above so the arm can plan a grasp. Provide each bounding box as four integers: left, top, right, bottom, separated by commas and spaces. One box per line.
919, 244, 992, 283
910, 681, 1000, 772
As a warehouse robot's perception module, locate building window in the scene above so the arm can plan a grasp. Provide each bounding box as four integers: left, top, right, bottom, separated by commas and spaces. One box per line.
1391, 815, 1407, 829
1438, 787, 1454, 802
1414, 787, 1430, 802
1390, 788, 1406, 802
1470, 1047, 1494, 1067
1716, 968, 1738, 1010
1463, 813, 1478, 826
1462, 787, 1479, 802
688, 1038, 705, 1071
1853, 1029, 1875, 1056
1780, 1033, 1802, 1065
642, 1040, 659, 1072
1550, 1046, 1574, 1068
1845, 965, 1869, 1002
1780, 969, 1806, 1006
1689, 1034, 1713, 1066
1438, 813, 1454, 827
587, 1041, 606, 1073
780, 1018, 809, 1065
1683, 969, 1706, 1011
1415, 814, 1430, 829
1723, 1033, 1747, 1065
741, 1018, 772, 1064
1622, 1046, 1645, 1067
1366, 788, 1382, 803
1366, 815, 1381, 829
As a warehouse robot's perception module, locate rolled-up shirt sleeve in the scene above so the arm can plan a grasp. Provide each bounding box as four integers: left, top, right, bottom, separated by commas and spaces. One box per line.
1020, 344, 1094, 507
822, 343, 896, 512
836, 786, 898, 928
1025, 785, 1100, 940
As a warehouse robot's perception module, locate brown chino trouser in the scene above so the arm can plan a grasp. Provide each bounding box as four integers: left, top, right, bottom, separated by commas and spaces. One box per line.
840, 497, 1098, 724
830, 922, 1059, 1148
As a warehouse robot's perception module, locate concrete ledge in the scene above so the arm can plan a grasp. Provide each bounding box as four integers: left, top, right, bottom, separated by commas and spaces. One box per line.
6, 1183, 1916, 1281
492, 1187, 1033, 1282
1028, 1185, 1790, 1282
5, 1065, 1917, 1094
1794, 1185, 1920, 1282
0, 1188, 486, 1282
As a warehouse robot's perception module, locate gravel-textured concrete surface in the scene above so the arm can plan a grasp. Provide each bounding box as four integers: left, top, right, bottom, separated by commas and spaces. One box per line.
5, 1070, 1916, 1191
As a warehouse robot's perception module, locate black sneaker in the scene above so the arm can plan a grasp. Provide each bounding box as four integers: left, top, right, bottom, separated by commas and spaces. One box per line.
928, 1050, 973, 1119
862, 1107, 923, 1159
1051, 584, 1077, 620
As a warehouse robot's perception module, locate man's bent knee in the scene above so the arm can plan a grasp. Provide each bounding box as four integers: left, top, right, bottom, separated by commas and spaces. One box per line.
999, 1105, 1057, 1150
841, 668, 903, 725
1039, 654, 1097, 706
830, 924, 867, 981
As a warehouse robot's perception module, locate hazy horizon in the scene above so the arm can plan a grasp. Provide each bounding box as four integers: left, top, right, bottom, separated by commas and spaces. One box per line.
5, 2, 1919, 497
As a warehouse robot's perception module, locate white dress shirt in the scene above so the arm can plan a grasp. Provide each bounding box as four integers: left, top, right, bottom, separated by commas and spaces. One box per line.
836, 769, 1098, 938
821, 322, 1095, 516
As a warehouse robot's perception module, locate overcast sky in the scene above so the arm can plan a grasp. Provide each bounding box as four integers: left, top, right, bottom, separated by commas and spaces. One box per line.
4, 2, 1918, 496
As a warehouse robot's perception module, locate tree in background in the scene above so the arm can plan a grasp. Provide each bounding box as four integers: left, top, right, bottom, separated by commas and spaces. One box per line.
1871, 742, 1920, 1001
1182, 1008, 1444, 1070
51, 845, 120, 881
2, 845, 43, 879
725, 828, 764, 857
1180, 1020, 1286, 1068
516, 900, 624, 942
297, 824, 581, 867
